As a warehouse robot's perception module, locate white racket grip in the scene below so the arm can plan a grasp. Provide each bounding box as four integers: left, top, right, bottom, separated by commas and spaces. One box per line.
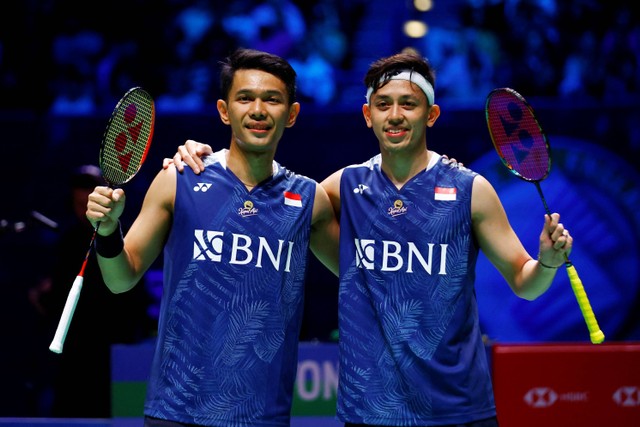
49, 275, 84, 353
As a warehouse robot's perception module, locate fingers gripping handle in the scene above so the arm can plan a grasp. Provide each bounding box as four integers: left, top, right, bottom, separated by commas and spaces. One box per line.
566, 264, 605, 344
49, 275, 84, 353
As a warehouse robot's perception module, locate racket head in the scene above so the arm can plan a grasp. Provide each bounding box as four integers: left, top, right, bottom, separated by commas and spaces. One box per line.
100, 87, 155, 186
485, 87, 551, 182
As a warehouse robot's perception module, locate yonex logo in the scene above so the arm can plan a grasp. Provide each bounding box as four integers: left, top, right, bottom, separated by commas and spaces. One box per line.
353, 184, 369, 194
115, 102, 145, 174
613, 386, 640, 407
193, 183, 212, 192
524, 387, 558, 408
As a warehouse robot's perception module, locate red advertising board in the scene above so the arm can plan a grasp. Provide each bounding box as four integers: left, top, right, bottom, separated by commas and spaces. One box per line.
492, 342, 640, 427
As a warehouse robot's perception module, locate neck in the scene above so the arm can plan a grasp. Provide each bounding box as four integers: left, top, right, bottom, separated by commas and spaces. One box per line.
381, 149, 430, 189
225, 145, 274, 189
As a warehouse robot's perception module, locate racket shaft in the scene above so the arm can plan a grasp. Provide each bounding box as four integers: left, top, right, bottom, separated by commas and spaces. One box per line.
566, 264, 605, 344
49, 275, 84, 353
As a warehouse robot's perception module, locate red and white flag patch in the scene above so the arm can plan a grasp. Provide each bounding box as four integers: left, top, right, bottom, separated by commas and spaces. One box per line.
284, 191, 302, 207
434, 186, 457, 201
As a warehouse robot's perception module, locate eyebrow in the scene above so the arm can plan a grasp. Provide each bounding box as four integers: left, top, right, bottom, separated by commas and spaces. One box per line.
372, 90, 423, 101
235, 88, 285, 97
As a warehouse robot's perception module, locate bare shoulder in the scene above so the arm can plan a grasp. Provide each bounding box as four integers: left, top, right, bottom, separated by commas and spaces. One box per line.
471, 174, 504, 218
313, 182, 333, 214
320, 168, 343, 192
471, 173, 492, 191
313, 182, 341, 233
144, 165, 177, 209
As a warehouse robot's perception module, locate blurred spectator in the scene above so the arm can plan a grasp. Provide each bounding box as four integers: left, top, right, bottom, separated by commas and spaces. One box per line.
47, 3, 105, 116
95, 41, 143, 109
499, 0, 561, 96
49, 63, 98, 116
289, 0, 348, 105
222, 0, 306, 58
155, 0, 228, 112
558, 30, 601, 99
29, 165, 153, 417
600, 6, 640, 102
156, 62, 213, 113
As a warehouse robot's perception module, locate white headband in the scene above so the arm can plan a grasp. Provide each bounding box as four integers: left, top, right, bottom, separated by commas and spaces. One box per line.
365, 70, 434, 106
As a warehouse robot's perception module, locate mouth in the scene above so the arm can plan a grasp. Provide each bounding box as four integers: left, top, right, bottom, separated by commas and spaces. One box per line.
247, 123, 271, 135
385, 127, 408, 138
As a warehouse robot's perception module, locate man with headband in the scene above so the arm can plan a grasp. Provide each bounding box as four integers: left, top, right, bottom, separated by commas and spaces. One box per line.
322, 51, 571, 427
168, 51, 573, 427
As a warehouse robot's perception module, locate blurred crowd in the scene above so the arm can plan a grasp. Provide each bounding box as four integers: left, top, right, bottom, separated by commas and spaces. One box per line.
0, 0, 638, 117
0, 0, 365, 114
421, 0, 640, 105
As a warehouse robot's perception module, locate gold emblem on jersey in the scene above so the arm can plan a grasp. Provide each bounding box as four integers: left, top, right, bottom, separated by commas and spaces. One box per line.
238, 200, 258, 217
388, 199, 408, 217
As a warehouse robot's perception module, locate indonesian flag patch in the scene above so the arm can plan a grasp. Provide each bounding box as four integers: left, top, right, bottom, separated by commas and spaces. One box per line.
284, 191, 302, 207
434, 186, 457, 201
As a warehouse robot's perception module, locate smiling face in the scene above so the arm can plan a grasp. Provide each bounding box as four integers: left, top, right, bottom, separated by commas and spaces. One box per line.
363, 79, 440, 156
217, 69, 300, 155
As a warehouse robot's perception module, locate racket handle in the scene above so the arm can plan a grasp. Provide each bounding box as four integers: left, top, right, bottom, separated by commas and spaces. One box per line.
49, 275, 84, 354
565, 264, 605, 344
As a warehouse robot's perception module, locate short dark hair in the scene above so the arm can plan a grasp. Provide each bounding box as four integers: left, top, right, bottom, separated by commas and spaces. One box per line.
219, 48, 297, 104
364, 51, 436, 100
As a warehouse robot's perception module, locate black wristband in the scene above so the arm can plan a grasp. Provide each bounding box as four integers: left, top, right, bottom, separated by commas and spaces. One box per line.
537, 256, 562, 269
95, 222, 124, 258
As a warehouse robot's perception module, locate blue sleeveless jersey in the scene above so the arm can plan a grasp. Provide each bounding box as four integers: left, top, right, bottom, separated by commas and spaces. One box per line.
144, 149, 316, 427
336, 153, 496, 426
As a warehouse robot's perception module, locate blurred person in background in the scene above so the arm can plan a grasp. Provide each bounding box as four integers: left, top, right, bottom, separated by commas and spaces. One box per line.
29, 165, 153, 418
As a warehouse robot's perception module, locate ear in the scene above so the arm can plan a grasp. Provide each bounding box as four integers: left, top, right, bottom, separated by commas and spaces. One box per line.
362, 103, 373, 128
285, 102, 301, 128
217, 99, 230, 125
426, 104, 441, 128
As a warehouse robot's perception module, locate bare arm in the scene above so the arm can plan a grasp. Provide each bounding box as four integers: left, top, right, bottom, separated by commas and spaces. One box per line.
86, 167, 176, 293
310, 182, 340, 276
471, 175, 572, 300
320, 168, 343, 219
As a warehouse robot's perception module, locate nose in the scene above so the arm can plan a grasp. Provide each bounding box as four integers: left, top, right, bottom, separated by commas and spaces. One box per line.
388, 103, 403, 123
250, 99, 266, 119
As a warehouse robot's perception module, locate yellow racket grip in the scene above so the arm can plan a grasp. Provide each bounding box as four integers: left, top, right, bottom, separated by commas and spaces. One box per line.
566, 264, 605, 344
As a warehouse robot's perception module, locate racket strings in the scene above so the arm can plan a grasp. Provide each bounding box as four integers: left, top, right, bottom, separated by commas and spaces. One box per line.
486, 91, 550, 182
101, 89, 155, 185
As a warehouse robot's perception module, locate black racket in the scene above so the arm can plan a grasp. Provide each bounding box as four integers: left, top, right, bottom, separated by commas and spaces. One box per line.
49, 87, 155, 354
485, 87, 604, 344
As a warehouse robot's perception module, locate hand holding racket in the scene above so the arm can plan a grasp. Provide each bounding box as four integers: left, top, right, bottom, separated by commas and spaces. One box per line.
485, 87, 604, 344
49, 87, 155, 354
